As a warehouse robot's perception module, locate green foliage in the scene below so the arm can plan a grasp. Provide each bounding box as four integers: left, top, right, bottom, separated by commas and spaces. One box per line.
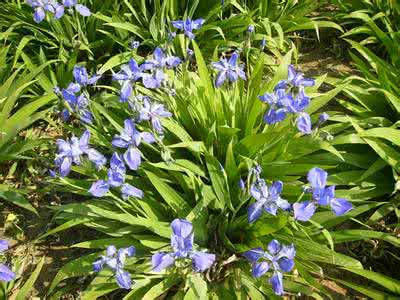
0, 0, 398, 299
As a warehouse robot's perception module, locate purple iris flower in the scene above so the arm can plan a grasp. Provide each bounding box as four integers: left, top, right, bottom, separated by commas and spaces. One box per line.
26, 0, 64, 23
93, 245, 135, 289
89, 153, 144, 199
62, 0, 91, 16
275, 64, 315, 90
296, 112, 312, 134
171, 18, 205, 40
111, 119, 155, 170
58, 65, 100, 123
140, 48, 181, 89
61, 85, 93, 124
212, 52, 246, 87
139, 98, 172, 134
282, 90, 310, 113
260, 37, 266, 49
54, 130, 106, 177
113, 59, 143, 102
243, 239, 295, 296
141, 48, 181, 71
317, 112, 329, 125
247, 25, 255, 33
152, 219, 215, 273
0, 240, 15, 282
248, 179, 290, 223
293, 168, 353, 221
72, 65, 101, 87
212, 53, 247, 87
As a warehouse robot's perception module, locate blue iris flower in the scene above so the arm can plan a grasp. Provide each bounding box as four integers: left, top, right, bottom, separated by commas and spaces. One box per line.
258, 65, 319, 134
61, 86, 93, 124
112, 119, 156, 170
248, 179, 290, 223
259, 89, 291, 124
72, 65, 101, 87
260, 37, 266, 49
171, 18, 205, 40
275, 64, 315, 91
93, 245, 135, 289
62, 0, 91, 16
247, 25, 255, 33
293, 167, 353, 221
243, 239, 295, 296
89, 153, 144, 199
152, 219, 215, 273
139, 98, 172, 134
0, 240, 15, 283
113, 59, 143, 102
55, 130, 106, 177
60, 65, 100, 124
26, 0, 64, 23
211, 53, 247, 87
140, 48, 181, 89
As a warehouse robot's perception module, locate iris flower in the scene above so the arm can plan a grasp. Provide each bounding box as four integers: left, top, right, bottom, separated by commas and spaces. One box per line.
61, 85, 93, 124
243, 240, 295, 296
0, 240, 15, 282
26, 0, 64, 23
113, 59, 143, 102
171, 18, 205, 39
140, 48, 181, 89
112, 119, 155, 170
62, 0, 91, 16
212, 53, 246, 87
139, 98, 172, 134
89, 153, 144, 199
248, 179, 290, 223
55, 130, 106, 177
275, 64, 315, 90
72, 65, 101, 87
93, 245, 135, 289
293, 167, 353, 221
152, 219, 215, 273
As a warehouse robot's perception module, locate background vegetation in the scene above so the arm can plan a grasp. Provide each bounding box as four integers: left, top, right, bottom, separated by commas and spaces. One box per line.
0, 0, 399, 298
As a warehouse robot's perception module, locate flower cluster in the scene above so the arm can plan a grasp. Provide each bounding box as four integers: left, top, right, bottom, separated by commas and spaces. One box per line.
93, 245, 135, 289
246, 165, 352, 223
27, 0, 90, 23
54, 130, 106, 177
152, 219, 216, 273
293, 167, 353, 221
171, 18, 205, 40
55, 65, 101, 124
113, 48, 180, 101
258, 65, 328, 134
212, 52, 247, 87
243, 240, 295, 295
0, 240, 15, 283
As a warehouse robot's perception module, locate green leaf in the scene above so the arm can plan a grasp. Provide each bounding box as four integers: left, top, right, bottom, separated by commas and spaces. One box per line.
142, 276, 180, 300
343, 267, 400, 295
48, 253, 99, 295
145, 171, 191, 217
205, 154, 233, 211
333, 278, 399, 300
0, 191, 37, 215
16, 256, 45, 300
184, 274, 208, 300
